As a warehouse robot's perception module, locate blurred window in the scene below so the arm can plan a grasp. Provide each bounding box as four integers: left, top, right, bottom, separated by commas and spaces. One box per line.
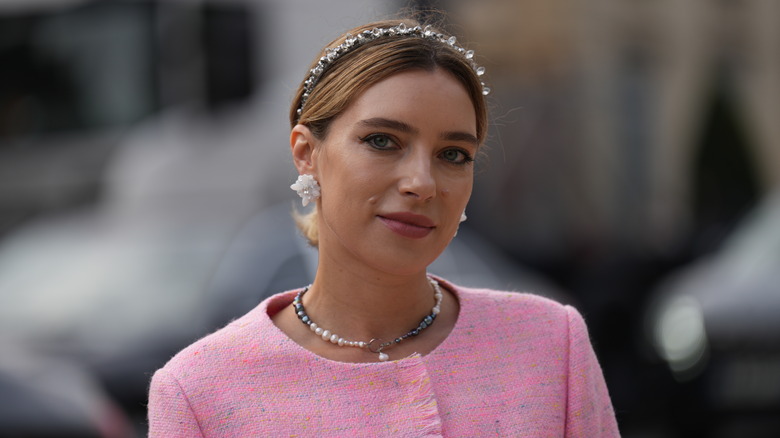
0, 0, 254, 141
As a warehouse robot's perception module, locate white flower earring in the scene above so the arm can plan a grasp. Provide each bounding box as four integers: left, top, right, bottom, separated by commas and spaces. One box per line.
290, 174, 320, 207
454, 211, 467, 237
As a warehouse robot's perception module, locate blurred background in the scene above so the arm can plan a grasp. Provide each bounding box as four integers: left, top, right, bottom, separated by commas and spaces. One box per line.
1, 0, 778, 436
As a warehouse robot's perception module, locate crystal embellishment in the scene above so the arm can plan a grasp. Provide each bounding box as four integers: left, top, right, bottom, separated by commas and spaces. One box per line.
296, 23, 490, 118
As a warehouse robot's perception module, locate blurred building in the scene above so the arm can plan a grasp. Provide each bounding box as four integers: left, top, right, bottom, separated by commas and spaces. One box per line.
449, 0, 780, 263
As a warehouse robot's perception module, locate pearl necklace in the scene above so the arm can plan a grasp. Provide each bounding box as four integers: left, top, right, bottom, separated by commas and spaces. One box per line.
293, 277, 444, 361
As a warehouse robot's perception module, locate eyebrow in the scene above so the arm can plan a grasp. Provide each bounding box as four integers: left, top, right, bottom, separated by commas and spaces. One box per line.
358, 117, 417, 134
358, 117, 478, 146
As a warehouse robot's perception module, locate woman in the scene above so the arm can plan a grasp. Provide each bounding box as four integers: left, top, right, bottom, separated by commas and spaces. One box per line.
148, 18, 619, 437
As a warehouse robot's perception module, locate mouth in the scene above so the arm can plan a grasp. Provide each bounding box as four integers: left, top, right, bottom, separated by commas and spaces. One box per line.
377, 212, 435, 239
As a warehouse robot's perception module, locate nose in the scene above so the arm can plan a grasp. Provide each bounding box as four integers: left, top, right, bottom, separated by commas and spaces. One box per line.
398, 152, 436, 201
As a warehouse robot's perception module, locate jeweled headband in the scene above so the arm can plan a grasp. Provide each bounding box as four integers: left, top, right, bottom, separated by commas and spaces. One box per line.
296, 23, 490, 119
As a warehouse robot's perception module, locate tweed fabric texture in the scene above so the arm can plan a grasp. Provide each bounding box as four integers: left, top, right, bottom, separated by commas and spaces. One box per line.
148, 280, 619, 437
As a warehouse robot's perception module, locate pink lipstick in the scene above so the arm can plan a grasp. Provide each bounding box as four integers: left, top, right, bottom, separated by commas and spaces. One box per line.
378, 212, 435, 239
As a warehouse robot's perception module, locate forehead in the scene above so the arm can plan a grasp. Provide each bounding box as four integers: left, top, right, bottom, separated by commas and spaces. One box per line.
337, 69, 477, 136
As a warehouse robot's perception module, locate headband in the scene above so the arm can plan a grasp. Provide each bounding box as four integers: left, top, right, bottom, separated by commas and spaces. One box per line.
296, 23, 489, 119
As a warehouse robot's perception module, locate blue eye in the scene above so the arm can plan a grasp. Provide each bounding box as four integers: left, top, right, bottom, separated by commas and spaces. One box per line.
441, 148, 473, 165
360, 134, 396, 150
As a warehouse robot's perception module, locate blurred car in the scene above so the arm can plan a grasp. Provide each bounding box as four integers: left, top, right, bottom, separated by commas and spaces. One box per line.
647, 190, 780, 437
0, 345, 134, 438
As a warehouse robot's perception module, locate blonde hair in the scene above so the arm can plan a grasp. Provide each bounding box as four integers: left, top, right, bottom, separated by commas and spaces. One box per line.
290, 18, 488, 246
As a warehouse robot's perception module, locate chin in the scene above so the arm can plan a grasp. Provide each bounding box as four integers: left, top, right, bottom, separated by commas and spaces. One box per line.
366, 243, 444, 276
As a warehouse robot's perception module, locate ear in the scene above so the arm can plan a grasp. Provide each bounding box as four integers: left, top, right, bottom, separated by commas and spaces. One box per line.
290, 124, 319, 175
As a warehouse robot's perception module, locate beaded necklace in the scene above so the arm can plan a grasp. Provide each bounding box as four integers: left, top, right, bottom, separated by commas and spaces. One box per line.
293, 276, 444, 361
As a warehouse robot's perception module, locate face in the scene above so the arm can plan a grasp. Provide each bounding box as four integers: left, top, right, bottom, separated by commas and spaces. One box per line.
297, 69, 478, 276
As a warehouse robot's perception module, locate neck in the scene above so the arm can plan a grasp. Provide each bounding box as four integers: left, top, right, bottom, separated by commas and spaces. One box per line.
303, 254, 436, 342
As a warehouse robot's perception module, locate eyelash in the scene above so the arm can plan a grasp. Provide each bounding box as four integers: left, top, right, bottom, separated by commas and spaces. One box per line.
360, 133, 397, 150
358, 133, 475, 166
441, 148, 474, 165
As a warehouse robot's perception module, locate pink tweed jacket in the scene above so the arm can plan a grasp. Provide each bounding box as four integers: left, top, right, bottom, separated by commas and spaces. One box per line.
148, 280, 620, 437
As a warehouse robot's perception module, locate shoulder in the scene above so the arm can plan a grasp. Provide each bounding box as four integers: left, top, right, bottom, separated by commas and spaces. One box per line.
148, 289, 309, 433
153, 290, 299, 385
440, 279, 590, 342
449, 281, 574, 320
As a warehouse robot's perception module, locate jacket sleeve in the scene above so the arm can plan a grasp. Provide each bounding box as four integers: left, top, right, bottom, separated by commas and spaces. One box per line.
564, 306, 620, 437
148, 367, 205, 437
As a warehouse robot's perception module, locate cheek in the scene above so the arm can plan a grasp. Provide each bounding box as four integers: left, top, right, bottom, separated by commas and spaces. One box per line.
442, 174, 474, 199
321, 153, 380, 205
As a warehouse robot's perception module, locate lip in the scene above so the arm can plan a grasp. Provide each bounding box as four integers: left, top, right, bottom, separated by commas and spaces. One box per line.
377, 212, 435, 239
